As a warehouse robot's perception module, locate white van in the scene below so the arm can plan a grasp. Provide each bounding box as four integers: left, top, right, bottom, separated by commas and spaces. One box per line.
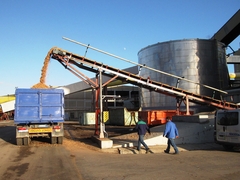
215, 109, 240, 150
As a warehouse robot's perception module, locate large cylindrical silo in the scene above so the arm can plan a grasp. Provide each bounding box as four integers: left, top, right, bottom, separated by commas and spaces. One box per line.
138, 39, 229, 113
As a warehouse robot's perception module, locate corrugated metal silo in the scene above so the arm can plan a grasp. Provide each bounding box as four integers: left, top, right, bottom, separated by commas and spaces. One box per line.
138, 39, 229, 113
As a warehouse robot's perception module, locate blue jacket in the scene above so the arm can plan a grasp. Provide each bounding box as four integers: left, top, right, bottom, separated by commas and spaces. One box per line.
135, 120, 150, 135
163, 120, 179, 139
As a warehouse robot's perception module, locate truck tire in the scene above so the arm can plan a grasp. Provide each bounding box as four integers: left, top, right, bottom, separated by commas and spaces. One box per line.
16, 138, 23, 146
51, 137, 57, 144
23, 137, 29, 146
57, 137, 63, 144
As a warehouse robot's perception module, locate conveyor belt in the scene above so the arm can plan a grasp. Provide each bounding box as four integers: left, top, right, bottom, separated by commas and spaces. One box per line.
211, 9, 240, 45
51, 47, 239, 110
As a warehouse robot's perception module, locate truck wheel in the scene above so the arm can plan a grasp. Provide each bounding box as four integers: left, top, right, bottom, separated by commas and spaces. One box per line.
16, 138, 23, 146
57, 137, 63, 144
51, 137, 57, 144
23, 137, 29, 146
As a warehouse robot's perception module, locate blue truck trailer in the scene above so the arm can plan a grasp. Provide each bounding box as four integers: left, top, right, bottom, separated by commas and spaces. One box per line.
14, 88, 65, 145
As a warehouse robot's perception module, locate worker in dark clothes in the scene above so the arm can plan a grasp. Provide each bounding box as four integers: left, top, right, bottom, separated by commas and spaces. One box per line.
134, 116, 151, 153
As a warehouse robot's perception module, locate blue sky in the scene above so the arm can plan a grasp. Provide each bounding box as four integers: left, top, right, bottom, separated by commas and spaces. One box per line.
1, 0, 239, 96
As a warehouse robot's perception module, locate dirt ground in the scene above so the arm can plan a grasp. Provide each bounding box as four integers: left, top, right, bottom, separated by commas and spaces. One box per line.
63, 121, 135, 150
2, 120, 240, 180
64, 121, 134, 138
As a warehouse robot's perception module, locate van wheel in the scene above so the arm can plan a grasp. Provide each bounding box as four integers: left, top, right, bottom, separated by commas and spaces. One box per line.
223, 145, 234, 151
57, 137, 63, 144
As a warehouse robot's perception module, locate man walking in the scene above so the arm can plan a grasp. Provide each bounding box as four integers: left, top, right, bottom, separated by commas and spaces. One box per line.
163, 117, 179, 154
135, 116, 151, 153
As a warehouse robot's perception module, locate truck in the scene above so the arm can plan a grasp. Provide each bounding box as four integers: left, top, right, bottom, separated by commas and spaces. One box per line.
14, 88, 65, 145
0, 96, 15, 120
214, 109, 240, 150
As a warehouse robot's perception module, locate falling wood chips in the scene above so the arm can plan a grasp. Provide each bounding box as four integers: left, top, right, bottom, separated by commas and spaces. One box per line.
32, 47, 57, 89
